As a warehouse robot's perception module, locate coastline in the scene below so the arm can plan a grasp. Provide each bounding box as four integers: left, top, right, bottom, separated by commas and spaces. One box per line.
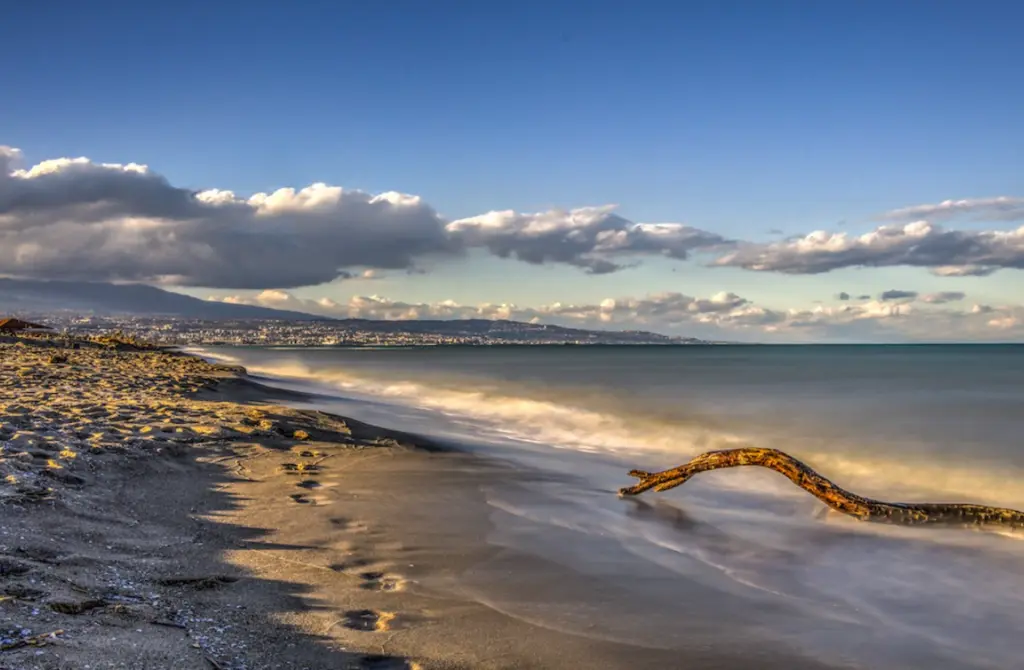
1, 337, 839, 669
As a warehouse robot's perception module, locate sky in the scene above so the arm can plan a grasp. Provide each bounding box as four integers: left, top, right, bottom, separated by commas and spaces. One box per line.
2, 0, 1023, 342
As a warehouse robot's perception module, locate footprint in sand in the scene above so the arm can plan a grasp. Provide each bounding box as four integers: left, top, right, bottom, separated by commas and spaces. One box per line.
340, 609, 395, 632
280, 462, 320, 475
329, 557, 376, 572
330, 517, 370, 533
355, 654, 419, 670
289, 492, 330, 505
358, 571, 405, 592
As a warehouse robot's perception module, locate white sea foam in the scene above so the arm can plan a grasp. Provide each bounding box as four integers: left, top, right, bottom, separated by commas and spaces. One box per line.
191, 347, 1024, 510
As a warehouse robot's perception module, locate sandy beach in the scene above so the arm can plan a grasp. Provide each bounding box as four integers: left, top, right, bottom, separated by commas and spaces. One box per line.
0, 336, 845, 670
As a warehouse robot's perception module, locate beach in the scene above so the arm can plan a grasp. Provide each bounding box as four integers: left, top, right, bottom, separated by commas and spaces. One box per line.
198, 344, 1024, 670
4, 339, 1024, 669
0, 337, 841, 670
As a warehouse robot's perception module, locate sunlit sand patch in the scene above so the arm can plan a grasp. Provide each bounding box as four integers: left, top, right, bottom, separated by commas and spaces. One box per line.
329, 517, 370, 533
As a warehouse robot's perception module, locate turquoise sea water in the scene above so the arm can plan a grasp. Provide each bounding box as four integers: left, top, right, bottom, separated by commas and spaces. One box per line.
197, 344, 1024, 669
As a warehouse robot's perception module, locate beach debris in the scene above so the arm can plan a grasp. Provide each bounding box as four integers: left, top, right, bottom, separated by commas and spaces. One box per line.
0, 628, 64, 652
620, 447, 1024, 530
292, 429, 311, 441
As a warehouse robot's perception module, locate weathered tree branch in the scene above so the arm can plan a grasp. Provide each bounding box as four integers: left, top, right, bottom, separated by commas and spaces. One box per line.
620, 447, 1024, 530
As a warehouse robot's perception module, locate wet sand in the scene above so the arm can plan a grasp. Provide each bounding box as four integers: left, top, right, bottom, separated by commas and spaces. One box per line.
0, 336, 839, 669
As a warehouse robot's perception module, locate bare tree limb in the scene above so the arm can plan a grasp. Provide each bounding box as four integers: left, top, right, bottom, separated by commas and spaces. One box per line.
620, 447, 1024, 529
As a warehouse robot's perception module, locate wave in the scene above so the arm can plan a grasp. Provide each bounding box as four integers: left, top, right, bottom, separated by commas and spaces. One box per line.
189, 347, 1024, 509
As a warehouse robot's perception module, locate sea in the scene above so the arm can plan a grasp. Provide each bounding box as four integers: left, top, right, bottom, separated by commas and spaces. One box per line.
193, 344, 1024, 669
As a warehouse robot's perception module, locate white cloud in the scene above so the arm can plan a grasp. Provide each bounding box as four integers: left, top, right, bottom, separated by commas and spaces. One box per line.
5, 141, 1024, 339
445, 205, 727, 274
881, 197, 1024, 223
714, 221, 1024, 275
0, 148, 458, 288
987, 316, 1020, 330
0, 146, 729, 288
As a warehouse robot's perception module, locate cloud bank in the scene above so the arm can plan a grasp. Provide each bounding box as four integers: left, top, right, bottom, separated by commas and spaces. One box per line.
713, 221, 1024, 275
0, 147, 456, 288
214, 287, 1022, 342
0, 146, 726, 288
4, 143, 1024, 307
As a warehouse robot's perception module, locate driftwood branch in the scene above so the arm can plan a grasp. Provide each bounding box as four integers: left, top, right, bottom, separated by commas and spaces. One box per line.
620, 447, 1024, 530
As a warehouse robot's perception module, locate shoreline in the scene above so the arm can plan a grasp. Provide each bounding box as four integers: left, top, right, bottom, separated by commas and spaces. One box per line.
1, 337, 839, 669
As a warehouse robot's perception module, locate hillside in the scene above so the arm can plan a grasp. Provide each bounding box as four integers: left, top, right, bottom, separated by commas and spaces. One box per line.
0, 279, 322, 320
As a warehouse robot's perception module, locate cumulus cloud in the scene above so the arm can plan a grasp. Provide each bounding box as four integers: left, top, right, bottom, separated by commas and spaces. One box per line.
0, 146, 732, 288
445, 206, 728, 274
881, 197, 1024, 223
0, 147, 458, 288
713, 221, 1024, 275
6, 143, 1024, 292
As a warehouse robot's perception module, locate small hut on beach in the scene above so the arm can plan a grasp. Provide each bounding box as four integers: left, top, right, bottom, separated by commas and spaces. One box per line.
0, 317, 53, 334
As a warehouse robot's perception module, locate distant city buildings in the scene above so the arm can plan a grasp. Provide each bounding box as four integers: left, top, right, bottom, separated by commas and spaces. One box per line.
17, 314, 706, 347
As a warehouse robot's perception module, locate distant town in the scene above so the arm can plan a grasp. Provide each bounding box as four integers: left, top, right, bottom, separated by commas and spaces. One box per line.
5, 313, 710, 347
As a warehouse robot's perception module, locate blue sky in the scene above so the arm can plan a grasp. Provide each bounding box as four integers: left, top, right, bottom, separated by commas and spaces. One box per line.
2, 1, 1023, 341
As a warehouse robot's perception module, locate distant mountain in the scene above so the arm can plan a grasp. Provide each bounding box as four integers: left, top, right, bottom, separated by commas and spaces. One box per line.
0, 278, 323, 320
0, 278, 701, 343
335, 318, 694, 343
